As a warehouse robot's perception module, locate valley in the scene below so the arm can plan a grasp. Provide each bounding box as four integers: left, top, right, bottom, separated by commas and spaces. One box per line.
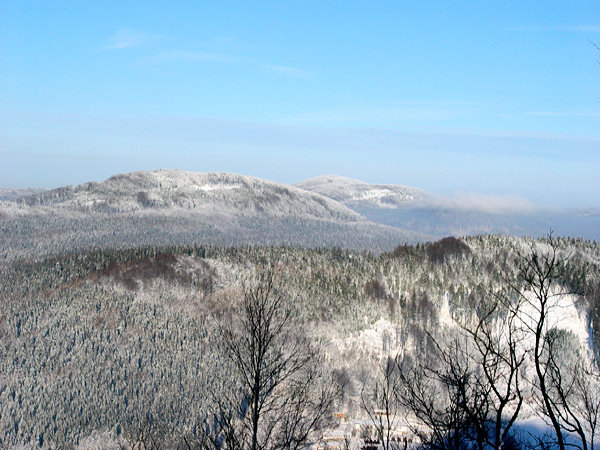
0, 232, 598, 448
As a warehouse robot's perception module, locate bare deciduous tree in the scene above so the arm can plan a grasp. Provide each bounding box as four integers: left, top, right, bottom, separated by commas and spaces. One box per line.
208, 265, 334, 450
510, 235, 600, 450
397, 299, 525, 450
457, 299, 526, 449
360, 356, 403, 450
397, 337, 476, 450
573, 359, 600, 449
513, 236, 568, 448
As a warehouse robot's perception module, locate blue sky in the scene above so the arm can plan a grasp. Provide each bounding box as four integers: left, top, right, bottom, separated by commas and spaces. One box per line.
1, 1, 599, 208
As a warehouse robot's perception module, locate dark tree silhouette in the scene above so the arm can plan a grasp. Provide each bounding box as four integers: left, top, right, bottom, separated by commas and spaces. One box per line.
208, 265, 334, 450
508, 235, 600, 450
360, 357, 403, 450
396, 298, 525, 449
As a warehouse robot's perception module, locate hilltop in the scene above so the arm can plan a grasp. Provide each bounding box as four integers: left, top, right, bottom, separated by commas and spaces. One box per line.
15, 170, 364, 221
296, 174, 427, 209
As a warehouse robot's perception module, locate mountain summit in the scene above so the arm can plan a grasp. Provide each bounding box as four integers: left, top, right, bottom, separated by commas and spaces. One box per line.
296, 174, 427, 209
17, 169, 365, 222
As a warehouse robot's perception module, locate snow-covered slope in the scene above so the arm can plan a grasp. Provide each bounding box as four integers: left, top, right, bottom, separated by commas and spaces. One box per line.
13, 170, 365, 222
295, 175, 428, 209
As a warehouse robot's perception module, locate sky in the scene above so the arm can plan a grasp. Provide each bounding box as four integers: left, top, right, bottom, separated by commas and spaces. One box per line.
1, 1, 599, 208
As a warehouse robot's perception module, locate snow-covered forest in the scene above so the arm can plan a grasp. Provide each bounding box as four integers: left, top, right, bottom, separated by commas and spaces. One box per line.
4, 0, 599, 447
1, 235, 599, 448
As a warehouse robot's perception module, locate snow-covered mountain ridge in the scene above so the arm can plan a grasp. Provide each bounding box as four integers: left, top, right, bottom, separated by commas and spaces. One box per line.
3, 170, 598, 253
11, 169, 365, 222
0, 170, 429, 262
295, 174, 428, 209
296, 174, 600, 241
0, 187, 47, 201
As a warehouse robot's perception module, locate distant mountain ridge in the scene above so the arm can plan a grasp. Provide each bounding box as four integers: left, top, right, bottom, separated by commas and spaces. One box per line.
0, 170, 427, 262
295, 174, 427, 209
1, 170, 597, 264
0, 187, 47, 201
296, 175, 600, 241
14, 169, 365, 223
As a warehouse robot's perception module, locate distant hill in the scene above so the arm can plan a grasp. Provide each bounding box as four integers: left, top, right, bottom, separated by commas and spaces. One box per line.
0, 187, 47, 201
296, 175, 600, 241
0, 170, 426, 262
14, 170, 365, 221
2, 170, 596, 264
296, 174, 427, 209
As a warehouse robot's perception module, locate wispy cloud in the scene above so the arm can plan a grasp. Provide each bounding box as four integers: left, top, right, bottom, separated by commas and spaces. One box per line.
143, 50, 250, 65
260, 63, 316, 78
106, 27, 161, 50
425, 192, 537, 215
283, 102, 481, 127
105, 29, 314, 77
141, 51, 315, 78
527, 111, 600, 117
507, 25, 600, 33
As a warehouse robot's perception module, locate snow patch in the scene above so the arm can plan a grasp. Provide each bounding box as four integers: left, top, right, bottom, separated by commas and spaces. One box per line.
439, 291, 454, 327
197, 184, 240, 192
330, 318, 401, 359
518, 288, 589, 348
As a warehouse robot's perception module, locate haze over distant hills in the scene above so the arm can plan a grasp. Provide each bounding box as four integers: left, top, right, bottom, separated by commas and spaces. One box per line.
296, 175, 427, 209
296, 174, 600, 241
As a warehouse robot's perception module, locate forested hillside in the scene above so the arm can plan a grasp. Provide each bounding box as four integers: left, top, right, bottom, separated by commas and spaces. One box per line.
1, 235, 599, 448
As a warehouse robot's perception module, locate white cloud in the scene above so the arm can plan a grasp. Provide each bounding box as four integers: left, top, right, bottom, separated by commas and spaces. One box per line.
425, 192, 537, 215
143, 50, 249, 64
527, 111, 600, 118
141, 51, 315, 78
105, 29, 314, 77
106, 27, 160, 50
507, 25, 600, 33
260, 63, 316, 78
283, 102, 481, 127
